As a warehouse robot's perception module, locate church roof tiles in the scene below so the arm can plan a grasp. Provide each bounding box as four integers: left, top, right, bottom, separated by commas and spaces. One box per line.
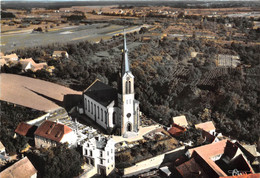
84, 79, 118, 107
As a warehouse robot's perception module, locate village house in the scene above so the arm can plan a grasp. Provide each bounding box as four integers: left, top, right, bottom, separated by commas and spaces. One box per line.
195, 121, 216, 135
15, 122, 38, 138
82, 135, 115, 176
0, 142, 6, 155
19, 58, 48, 72
0, 53, 19, 66
168, 123, 186, 137
83, 33, 140, 138
0, 157, 37, 178
34, 120, 77, 148
181, 140, 255, 177
172, 115, 189, 128
1, 53, 19, 61
52, 51, 69, 58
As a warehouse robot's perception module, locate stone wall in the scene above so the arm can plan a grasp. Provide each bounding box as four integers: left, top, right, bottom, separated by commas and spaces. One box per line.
123, 146, 185, 177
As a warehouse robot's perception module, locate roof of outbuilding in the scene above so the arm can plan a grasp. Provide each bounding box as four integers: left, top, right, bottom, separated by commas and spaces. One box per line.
168, 123, 186, 136
34, 120, 72, 142
172, 115, 188, 127
83, 79, 118, 107
15, 122, 37, 137
176, 157, 208, 178
0, 157, 37, 178
195, 121, 216, 132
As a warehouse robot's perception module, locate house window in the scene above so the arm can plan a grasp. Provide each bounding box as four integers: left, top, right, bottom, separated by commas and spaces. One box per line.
100, 159, 103, 165
100, 151, 103, 157
85, 149, 88, 155
91, 102, 93, 114
105, 111, 107, 124
108, 159, 109, 163
113, 112, 116, 125
88, 101, 90, 112
111, 149, 113, 153
97, 106, 99, 119
94, 104, 96, 118
101, 109, 103, 121
90, 150, 93, 156
107, 151, 109, 156
91, 159, 94, 166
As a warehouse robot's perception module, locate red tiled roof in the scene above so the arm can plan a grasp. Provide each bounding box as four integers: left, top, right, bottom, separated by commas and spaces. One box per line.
0, 157, 37, 178
195, 121, 216, 132
188, 139, 228, 177
15, 122, 34, 136
176, 157, 208, 178
34, 120, 72, 142
168, 123, 186, 136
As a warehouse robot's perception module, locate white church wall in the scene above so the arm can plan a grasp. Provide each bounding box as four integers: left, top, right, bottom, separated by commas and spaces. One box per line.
84, 95, 109, 130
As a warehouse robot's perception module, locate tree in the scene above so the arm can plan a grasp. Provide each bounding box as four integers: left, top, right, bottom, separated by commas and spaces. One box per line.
27, 144, 83, 178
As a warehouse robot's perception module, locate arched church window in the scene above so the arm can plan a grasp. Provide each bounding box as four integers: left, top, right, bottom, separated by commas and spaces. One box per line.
127, 123, 132, 132
125, 81, 129, 94
113, 112, 116, 125
128, 81, 131, 93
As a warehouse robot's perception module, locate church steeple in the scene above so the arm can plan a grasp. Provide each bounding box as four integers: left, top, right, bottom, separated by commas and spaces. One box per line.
122, 30, 130, 75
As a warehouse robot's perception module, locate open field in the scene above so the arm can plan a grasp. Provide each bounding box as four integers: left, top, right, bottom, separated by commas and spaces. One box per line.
0, 73, 81, 111
1, 23, 148, 52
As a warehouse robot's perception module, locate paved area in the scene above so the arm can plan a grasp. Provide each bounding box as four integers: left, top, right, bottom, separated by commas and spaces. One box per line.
112, 124, 161, 143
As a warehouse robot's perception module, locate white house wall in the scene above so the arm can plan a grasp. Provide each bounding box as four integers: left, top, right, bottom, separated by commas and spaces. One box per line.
60, 131, 77, 146
82, 138, 115, 176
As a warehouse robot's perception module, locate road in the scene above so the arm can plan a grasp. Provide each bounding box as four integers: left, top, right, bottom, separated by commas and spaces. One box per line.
1, 24, 149, 52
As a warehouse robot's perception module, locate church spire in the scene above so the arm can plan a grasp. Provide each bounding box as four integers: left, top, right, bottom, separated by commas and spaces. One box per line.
123, 30, 130, 74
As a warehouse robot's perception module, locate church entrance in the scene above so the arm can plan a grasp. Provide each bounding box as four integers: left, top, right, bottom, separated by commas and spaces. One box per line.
127, 123, 132, 132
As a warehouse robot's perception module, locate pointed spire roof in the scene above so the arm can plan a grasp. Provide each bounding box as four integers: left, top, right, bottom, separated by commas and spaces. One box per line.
123, 30, 130, 73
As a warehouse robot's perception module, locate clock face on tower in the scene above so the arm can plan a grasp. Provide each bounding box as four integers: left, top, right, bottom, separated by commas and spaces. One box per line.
127, 113, 131, 118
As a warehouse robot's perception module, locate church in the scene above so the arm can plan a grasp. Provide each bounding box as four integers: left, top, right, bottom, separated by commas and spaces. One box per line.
83, 33, 140, 137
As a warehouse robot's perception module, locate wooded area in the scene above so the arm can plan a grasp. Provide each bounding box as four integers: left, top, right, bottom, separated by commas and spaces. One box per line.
2, 15, 260, 145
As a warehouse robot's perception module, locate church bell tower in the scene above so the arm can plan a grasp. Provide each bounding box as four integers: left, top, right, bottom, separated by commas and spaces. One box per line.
120, 31, 139, 137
